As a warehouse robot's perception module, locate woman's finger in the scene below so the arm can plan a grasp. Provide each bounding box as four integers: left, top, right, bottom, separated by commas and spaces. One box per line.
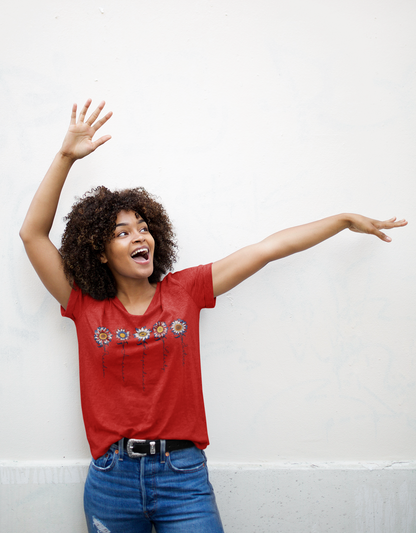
375, 229, 391, 242
85, 101, 106, 127
379, 217, 408, 230
69, 103, 77, 125
92, 111, 113, 131
78, 99, 92, 122
91, 134, 112, 151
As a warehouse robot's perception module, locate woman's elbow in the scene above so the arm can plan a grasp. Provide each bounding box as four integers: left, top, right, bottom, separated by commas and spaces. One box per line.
19, 226, 30, 243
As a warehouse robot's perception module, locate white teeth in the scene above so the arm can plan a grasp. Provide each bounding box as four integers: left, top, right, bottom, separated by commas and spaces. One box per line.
131, 248, 148, 258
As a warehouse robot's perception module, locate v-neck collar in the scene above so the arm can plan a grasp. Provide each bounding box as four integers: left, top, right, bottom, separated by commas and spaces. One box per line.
112, 282, 160, 317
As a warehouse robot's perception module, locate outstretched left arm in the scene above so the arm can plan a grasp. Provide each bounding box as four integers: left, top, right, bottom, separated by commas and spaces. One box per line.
212, 213, 407, 297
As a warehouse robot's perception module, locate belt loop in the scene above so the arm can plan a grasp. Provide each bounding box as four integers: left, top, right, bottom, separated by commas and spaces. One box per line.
160, 439, 166, 464
118, 438, 124, 461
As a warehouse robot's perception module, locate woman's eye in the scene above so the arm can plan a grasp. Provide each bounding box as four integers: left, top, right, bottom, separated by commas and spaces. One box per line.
117, 231, 128, 237
140, 227, 148, 233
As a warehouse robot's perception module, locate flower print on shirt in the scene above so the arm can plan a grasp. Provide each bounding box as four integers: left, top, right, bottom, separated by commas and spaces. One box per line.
134, 327, 151, 343
116, 329, 130, 383
171, 319, 187, 336
153, 321, 169, 371
134, 327, 151, 391
170, 319, 188, 365
116, 329, 130, 343
94, 327, 113, 377
153, 321, 168, 339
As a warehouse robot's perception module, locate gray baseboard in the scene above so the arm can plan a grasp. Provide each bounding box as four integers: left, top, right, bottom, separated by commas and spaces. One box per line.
1, 461, 415, 532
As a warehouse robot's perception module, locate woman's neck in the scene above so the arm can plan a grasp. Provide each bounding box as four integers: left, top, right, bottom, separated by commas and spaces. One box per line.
116, 278, 157, 315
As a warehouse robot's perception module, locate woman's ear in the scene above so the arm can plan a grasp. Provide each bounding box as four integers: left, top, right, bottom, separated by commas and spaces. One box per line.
100, 253, 108, 264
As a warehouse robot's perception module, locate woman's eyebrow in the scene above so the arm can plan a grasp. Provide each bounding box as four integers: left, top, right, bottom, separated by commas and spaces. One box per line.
115, 218, 146, 228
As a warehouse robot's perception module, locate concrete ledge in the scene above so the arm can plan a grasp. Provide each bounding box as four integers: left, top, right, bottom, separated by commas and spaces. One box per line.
1, 461, 416, 532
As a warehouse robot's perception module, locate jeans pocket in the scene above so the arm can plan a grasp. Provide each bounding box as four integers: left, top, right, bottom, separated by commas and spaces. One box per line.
91, 447, 118, 472
167, 446, 206, 473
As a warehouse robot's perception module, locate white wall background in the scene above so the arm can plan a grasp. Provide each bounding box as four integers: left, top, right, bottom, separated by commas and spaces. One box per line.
1, 0, 415, 531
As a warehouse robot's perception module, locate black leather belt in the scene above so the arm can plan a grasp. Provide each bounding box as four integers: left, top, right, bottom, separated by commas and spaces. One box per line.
123, 438, 194, 458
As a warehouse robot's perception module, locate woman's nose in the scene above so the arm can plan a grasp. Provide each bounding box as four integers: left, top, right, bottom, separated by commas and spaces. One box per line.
132, 230, 144, 242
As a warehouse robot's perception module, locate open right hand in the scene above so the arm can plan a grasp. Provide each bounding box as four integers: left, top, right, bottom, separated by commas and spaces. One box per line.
60, 99, 112, 160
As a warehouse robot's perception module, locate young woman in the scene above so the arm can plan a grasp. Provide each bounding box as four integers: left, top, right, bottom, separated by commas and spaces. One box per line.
20, 100, 407, 533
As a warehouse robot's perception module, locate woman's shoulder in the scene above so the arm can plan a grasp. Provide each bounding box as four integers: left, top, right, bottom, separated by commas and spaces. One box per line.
159, 264, 215, 309
61, 282, 113, 319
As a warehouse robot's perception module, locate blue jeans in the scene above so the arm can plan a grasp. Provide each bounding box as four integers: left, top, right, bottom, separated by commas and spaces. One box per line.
84, 440, 224, 533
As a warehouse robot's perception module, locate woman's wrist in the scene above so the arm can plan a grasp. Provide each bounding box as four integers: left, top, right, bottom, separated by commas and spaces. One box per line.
336, 213, 355, 230
56, 150, 77, 167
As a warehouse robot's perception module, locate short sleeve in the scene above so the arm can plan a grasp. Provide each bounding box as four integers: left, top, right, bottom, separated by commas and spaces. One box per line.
167, 264, 216, 310
60, 283, 82, 321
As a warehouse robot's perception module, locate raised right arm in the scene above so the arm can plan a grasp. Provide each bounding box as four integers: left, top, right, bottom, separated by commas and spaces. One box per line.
19, 100, 112, 309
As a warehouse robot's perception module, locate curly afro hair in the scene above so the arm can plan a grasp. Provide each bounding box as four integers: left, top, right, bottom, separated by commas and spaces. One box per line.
60, 186, 178, 300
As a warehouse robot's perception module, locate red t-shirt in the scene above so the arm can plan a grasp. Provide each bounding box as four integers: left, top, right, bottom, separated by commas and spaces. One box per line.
61, 264, 215, 459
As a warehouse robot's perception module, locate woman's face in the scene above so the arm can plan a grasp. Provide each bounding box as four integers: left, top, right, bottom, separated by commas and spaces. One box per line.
101, 210, 155, 283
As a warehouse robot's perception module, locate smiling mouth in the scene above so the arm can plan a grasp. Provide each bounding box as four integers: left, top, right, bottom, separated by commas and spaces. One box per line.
131, 247, 150, 263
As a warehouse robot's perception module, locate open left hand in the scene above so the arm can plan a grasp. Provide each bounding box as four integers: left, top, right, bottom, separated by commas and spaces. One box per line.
348, 214, 408, 242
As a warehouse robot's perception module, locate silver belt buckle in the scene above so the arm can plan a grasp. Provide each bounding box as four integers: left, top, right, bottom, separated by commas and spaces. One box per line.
126, 439, 156, 458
